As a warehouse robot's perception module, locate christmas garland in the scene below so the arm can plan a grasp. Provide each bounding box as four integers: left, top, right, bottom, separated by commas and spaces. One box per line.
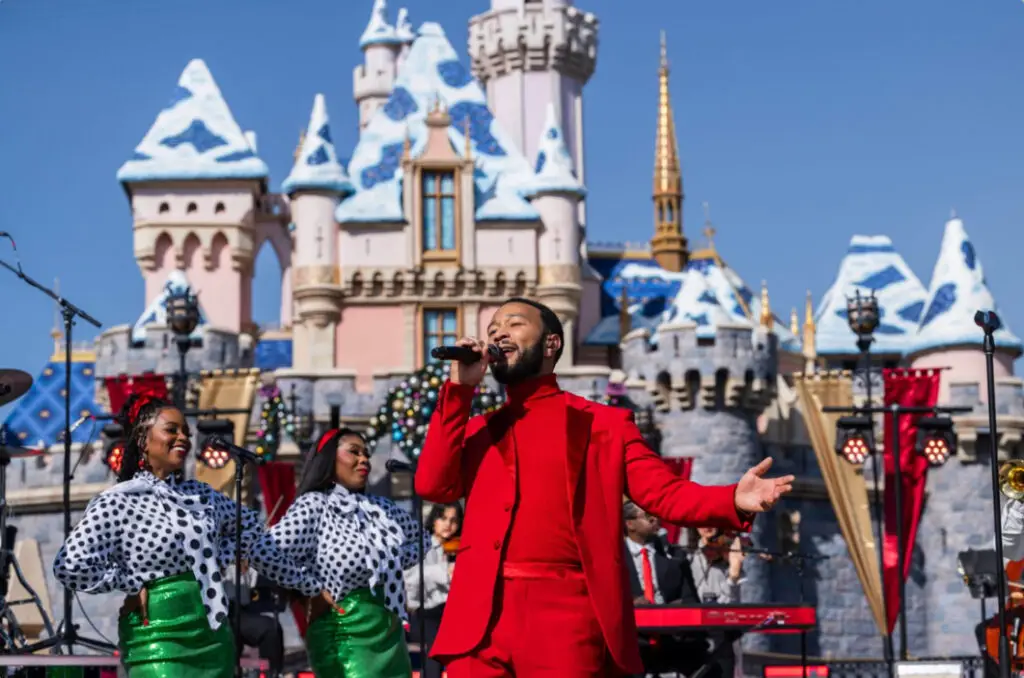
256, 384, 294, 461
366, 361, 504, 457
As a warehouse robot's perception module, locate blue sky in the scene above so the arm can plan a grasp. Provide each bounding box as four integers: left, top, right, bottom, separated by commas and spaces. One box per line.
1, 0, 1023, 418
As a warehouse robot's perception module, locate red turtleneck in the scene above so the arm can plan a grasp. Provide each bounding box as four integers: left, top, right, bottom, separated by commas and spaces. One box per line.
502, 374, 582, 567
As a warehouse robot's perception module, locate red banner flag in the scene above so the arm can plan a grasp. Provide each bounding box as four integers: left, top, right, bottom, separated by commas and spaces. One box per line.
661, 457, 694, 545
882, 368, 940, 634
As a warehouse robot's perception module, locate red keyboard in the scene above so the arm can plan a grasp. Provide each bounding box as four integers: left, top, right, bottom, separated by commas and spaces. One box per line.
635, 604, 816, 634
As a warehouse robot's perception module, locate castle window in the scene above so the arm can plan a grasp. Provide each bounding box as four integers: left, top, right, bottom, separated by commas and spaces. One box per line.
422, 307, 459, 366
666, 202, 674, 223
422, 171, 457, 257
187, 202, 198, 213
159, 202, 170, 214
215, 202, 226, 214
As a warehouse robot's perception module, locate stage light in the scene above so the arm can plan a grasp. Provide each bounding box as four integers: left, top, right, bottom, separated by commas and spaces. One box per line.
101, 423, 126, 474
917, 416, 956, 466
196, 419, 234, 469
835, 415, 874, 464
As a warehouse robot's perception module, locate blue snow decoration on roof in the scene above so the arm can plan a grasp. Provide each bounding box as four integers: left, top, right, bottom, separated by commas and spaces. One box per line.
336, 22, 538, 224
1, 355, 102, 450
131, 270, 208, 344
360, 0, 401, 48
814, 235, 928, 355
255, 337, 293, 371
116, 59, 268, 184
395, 8, 415, 44
908, 216, 1021, 356
522, 103, 585, 199
282, 94, 354, 195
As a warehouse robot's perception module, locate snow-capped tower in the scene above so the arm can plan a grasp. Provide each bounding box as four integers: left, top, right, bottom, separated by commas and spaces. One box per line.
524, 103, 586, 365
908, 212, 1023, 400
468, 0, 598, 226
353, 0, 402, 131
395, 8, 415, 71
283, 94, 353, 370
115, 58, 272, 336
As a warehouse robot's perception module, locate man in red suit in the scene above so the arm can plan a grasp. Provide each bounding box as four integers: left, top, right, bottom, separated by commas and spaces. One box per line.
415, 298, 794, 677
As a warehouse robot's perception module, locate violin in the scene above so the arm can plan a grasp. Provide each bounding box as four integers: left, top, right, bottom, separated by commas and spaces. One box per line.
984, 559, 1024, 669
441, 536, 461, 562
702, 531, 751, 562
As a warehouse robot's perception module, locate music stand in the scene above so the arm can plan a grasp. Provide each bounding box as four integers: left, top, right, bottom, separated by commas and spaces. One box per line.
959, 549, 999, 633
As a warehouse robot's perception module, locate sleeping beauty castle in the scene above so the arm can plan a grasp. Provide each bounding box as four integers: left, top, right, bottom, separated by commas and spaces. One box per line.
3, 0, 1024, 668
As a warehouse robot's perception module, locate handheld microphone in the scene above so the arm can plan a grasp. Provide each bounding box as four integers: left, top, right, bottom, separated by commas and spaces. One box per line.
206, 436, 263, 464
385, 459, 414, 473
975, 310, 1002, 334
57, 414, 93, 442
429, 344, 503, 364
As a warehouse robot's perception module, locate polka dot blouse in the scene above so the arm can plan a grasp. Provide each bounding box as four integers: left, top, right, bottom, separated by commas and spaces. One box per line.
269, 484, 430, 620
53, 471, 320, 630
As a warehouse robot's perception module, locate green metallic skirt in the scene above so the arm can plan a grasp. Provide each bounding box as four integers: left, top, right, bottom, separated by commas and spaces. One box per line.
306, 587, 413, 678
118, 572, 235, 678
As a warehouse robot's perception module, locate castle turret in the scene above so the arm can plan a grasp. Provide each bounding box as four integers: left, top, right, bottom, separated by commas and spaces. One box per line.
283, 94, 352, 371
802, 290, 817, 373
524, 103, 586, 365
353, 0, 402, 131
650, 33, 687, 273
468, 0, 598, 227
395, 7, 415, 71
116, 58, 270, 336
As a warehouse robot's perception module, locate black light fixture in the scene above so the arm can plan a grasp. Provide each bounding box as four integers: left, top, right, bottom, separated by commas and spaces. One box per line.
164, 283, 201, 409
288, 383, 316, 453
196, 419, 234, 469
916, 416, 956, 466
101, 422, 126, 475
835, 415, 874, 464
846, 289, 880, 338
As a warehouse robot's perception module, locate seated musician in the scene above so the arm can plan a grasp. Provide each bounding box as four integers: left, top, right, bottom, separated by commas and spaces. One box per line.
973, 494, 1024, 678
623, 501, 709, 677
688, 527, 748, 678
226, 561, 285, 678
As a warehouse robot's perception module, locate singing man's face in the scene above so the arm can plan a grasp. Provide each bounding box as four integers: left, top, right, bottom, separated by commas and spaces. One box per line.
486, 302, 557, 385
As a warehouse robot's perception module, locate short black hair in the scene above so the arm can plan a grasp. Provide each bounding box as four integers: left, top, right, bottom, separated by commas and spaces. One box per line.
503, 297, 565, 363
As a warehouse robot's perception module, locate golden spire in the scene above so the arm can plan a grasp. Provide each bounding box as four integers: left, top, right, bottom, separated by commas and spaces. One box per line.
293, 129, 306, 164
789, 308, 799, 336
803, 289, 816, 333
759, 280, 773, 330
650, 31, 688, 273
802, 290, 818, 369
618, 285, 631, 340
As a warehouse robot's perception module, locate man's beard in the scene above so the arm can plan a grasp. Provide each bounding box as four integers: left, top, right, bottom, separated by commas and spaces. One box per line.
491, 338, 545, 385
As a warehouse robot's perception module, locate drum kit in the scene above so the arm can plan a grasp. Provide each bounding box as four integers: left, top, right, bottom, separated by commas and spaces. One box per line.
0, 369, 57, 653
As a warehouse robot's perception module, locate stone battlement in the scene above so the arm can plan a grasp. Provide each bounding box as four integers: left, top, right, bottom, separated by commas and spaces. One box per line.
92, 324, 253, 382
620, 321, 777, 413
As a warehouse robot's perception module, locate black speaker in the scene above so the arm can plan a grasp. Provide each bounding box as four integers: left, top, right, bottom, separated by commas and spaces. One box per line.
329, 405, 340, 429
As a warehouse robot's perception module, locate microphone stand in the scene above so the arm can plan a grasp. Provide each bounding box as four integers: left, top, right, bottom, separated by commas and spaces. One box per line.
385, 461, 427, 671
0, 258, 115, 656
976, 310, 1012, 678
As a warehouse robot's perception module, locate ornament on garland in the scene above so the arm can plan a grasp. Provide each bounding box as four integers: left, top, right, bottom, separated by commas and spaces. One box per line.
255, 383, 294, 461
365, 361, 505, 458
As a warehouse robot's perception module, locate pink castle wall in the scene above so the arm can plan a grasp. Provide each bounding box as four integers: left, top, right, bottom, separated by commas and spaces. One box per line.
911, 348, 1016, 404
336, 306, 407, 392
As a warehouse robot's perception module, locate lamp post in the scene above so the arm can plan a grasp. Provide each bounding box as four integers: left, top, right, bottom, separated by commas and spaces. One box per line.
165, 284, 200, 410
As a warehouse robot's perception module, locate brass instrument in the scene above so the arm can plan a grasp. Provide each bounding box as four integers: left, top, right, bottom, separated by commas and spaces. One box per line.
1000, 460, 1024, 501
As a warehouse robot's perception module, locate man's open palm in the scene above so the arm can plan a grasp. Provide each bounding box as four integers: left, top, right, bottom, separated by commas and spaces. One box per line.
735, 458, 794, 513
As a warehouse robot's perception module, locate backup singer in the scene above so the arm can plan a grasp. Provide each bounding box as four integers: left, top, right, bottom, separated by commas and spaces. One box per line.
53, 395, 320, 678
269, 428, 430, 678
415, 298, 795, 677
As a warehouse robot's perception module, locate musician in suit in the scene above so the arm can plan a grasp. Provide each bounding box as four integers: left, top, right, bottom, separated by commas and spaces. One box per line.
415, 298, 795, 677
226, 563, 285, 678
623, 502, 709, 677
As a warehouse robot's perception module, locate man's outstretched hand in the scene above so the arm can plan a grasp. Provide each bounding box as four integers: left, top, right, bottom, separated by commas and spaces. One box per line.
734, 458, 794, 514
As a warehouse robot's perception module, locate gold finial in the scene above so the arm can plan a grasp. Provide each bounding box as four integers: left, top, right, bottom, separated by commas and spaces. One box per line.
790, 307, 799, 336
402, 126, 411, 159
804, 289, 815, 332
618, 285, 631, 339
650, 30, 687, 272
464, 117, 472, 159
802, 289, 817, 367
50, 278, 64, 357
293, 129, 306, 164
759, 280, 773, 330
702, 201, 716, 250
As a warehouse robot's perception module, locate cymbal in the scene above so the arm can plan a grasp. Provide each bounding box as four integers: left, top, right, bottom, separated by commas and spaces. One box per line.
0, 445, 44, 461
0, 369, 32, 408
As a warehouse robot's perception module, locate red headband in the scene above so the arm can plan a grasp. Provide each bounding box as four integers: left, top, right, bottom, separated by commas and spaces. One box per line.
316, 429, 340, 454
128, 394, 156, 426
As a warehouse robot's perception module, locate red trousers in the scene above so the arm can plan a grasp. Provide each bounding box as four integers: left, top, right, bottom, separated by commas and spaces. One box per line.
446, 566, 622, 677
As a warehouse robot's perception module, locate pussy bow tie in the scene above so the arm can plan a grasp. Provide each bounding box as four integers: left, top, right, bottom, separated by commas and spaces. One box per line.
326, 486, 405, 607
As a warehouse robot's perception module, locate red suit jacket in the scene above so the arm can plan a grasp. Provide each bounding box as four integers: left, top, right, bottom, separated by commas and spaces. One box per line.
415, 380, 753, 674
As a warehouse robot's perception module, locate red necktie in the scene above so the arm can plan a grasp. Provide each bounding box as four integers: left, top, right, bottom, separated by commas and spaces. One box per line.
641, 547, 656, 603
